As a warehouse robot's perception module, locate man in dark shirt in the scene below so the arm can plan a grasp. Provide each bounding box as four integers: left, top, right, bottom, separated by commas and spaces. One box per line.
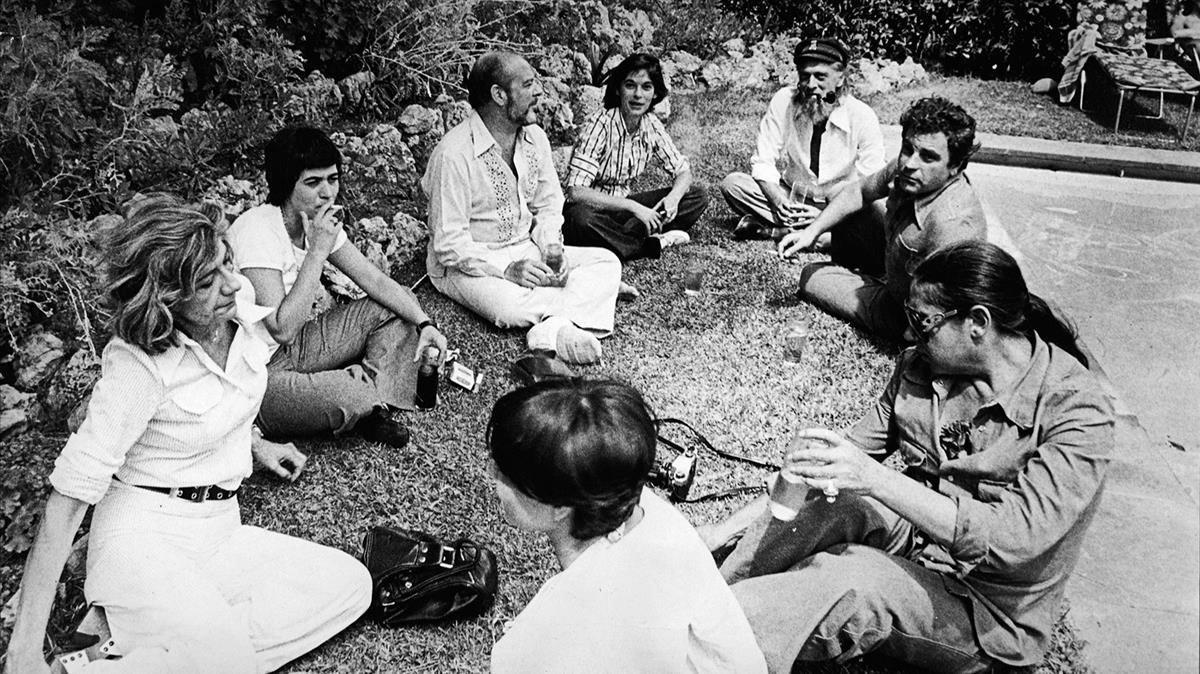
779, 97, 988, 341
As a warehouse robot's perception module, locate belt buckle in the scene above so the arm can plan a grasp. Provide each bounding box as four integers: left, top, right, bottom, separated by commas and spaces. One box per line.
437, 545, 456, 569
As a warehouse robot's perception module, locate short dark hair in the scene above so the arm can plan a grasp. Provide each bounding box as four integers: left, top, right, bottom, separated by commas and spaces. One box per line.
104, 194, 227, 355
601, 53, 669, 111
466, 51, 520, 110
487, 379, 656, 541
912, 241, 1088, 367
264, 126, 342, 207
899, 97, 978, 169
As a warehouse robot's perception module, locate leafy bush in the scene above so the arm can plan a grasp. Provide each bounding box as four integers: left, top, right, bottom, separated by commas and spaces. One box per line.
0, 8, 110, 209
0, 209, 105, 356
720, 0, 1076, 80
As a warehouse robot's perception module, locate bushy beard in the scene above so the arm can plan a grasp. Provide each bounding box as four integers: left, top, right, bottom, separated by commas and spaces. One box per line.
793, 88, 838, 121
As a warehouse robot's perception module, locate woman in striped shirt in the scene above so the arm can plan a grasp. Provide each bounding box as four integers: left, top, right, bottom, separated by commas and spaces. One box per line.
563, 53, 708, 267
4, 196, 370, 673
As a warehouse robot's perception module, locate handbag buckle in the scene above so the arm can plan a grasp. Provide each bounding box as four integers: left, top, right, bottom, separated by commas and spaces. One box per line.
437, 545, 456, 569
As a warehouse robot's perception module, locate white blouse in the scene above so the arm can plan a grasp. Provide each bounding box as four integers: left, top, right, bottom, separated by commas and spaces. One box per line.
227, 204, 349, 296
491, 488, 767, 674
49, 290, 273, 505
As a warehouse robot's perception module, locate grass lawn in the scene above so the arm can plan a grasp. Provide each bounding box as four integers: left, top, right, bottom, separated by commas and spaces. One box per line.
864, 72, 1200, 152
2, 82, 1092, 672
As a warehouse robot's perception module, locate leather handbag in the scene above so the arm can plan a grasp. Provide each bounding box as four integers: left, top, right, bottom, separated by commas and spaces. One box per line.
509, 353, 574, 387
361, 525, 498, 625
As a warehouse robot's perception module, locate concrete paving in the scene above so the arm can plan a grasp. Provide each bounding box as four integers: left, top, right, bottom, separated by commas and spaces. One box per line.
881, 125, 1200, 183
967, 163, 1200, 673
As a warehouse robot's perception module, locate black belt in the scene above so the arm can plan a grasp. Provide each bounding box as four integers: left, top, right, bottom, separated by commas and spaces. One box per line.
134, 484, 240, 502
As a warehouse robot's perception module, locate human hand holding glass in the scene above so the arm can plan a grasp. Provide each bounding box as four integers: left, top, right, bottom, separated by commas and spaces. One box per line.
782, 182, 820, 228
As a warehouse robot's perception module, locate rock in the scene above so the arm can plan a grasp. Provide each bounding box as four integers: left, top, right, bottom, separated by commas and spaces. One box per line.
664, 50, 703, 75
737, 55, 772, 89
721, 38, 746, 56
700, 54, 770, 90
352, 215, 392, 245
360, 239, 390, 277
572, 51, 594, 85
333, 124, 419, 200
897, 57, 927, 85
551, 146, 574, 179
398, 104, 441, 136
322, 262, 367, 301
661, 50, 704, 91
601, 54, 625, 78
2, 384, 35, 414
1031, 77, 1057, 94
385, 211, 428, 271
0, 410, 27, 439
281, 70, 343, 121
571, 85, 605, 126
535, 76, 575, 144
143, 115, 180, 139
534, 44, 591, 85
338, 70, 376, 106
16, 330, 66, 391
879, 60, 902, 86
1, 384, 34, 439
652, 96, 671, 120
43, 348, 100, 427
203, 175, 263, 219
853, 59, 890, 97
438, 97, 473, 132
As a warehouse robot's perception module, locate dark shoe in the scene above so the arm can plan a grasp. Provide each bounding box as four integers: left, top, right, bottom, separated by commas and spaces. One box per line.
732, 215, 761, 240
359, 409, 411, 448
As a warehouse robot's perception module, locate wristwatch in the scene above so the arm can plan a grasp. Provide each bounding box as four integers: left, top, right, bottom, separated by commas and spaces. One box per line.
416, 319, 438, 333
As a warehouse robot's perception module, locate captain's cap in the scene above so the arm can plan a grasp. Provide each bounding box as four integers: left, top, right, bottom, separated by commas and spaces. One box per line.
793, 38, 850, 67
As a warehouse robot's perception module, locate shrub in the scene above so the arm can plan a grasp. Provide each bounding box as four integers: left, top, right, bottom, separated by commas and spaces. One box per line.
720, 0, 1076, 80
0, 8, 110, 209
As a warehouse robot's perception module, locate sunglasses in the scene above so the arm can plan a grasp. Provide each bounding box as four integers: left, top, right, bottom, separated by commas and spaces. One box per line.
904, 304, 959, 337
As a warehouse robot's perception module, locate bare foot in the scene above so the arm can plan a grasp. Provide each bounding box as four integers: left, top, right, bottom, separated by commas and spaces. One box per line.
556, 324, 602, 364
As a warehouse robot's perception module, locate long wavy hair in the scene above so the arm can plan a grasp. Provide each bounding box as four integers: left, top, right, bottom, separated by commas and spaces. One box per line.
103, 194, 227, 355
487, 378, 656, 541
912, 240, 1088, 367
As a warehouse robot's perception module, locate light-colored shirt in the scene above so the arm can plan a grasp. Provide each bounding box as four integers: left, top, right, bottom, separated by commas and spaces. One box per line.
565, 107, 689, 198
750, 88, 885, 202
491, 488, 767, 674
848, 336, 1112, 665
50, 292, 273, 505
226, 204, 349, 295
422, 111, 563, 278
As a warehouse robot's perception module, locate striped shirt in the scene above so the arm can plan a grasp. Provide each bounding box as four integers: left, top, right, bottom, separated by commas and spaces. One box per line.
566, 107, 689, 198
50, 291, 273, 504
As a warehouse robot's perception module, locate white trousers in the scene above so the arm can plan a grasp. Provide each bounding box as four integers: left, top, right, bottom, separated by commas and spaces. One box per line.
431, 241, 621, 351
81, 481, 372, 673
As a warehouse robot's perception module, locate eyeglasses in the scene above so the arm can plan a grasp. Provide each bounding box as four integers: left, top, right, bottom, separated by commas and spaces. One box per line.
904, 304, 958, 338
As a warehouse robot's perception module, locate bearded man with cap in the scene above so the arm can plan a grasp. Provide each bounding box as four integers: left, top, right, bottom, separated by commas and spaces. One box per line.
720, 37, 885, 241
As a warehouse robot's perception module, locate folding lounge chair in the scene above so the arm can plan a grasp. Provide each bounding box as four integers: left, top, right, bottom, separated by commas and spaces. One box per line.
1076, 0, 1200, 138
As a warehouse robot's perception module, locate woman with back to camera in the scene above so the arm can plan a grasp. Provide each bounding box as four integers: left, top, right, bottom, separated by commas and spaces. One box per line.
562, 53, 708, 272
227, 126, 448, 449
487, 378, 766, 673
3, 196, 370, 673
704, 240, 1112, 672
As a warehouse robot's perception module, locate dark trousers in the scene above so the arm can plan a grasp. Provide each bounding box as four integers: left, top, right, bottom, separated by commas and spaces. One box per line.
562, 184, 708, 262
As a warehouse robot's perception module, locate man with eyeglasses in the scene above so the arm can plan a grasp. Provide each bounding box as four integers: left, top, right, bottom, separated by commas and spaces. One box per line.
778, 97, 988, 342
